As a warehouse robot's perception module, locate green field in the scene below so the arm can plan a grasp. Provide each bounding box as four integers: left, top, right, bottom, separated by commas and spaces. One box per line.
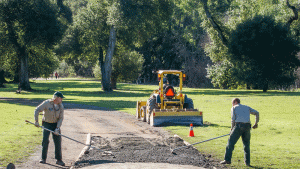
0, 79, 299, 168
0, 102, 42, 167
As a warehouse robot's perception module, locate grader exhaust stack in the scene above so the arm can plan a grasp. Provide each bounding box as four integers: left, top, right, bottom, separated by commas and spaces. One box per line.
136, 70, 203, 127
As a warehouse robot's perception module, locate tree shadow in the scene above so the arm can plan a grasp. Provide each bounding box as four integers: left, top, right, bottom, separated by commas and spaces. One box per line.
202, 122, 226, 128
184, 89, 300, 97
43, 162, 69, 169
12, 86, 152, 99
158, 122, 229, 128
247, 164, 264, 169
0, 97, 138, 111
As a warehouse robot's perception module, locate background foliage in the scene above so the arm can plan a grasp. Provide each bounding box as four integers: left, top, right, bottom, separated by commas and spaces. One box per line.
1, 0, 300, 91
201, 0, 300, 91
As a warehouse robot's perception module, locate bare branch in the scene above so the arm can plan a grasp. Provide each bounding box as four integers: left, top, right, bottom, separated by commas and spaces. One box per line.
201, 0, 228, 47
286, 0, 298, 28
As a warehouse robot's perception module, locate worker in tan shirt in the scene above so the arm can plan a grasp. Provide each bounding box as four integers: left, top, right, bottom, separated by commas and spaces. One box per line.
220, 98, 259, 166
34, 91, 65, 166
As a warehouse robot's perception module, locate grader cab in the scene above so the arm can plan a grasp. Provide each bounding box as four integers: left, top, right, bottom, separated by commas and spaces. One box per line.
136, 70, 203, 126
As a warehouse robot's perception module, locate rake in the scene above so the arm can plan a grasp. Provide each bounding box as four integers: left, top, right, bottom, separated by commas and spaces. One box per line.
25, 120, 114, 156
171, 134, 230, 155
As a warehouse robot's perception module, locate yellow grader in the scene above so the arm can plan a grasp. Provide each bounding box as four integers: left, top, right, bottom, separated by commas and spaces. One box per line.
136, 70, 203, 126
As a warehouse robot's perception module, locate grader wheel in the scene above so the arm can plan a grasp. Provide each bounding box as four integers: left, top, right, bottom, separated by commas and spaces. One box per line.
146, 97, 158, 124
183, 98, 194, 109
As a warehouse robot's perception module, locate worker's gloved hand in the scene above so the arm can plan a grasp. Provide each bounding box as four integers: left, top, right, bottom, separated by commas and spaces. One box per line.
252, 123, 258, 129
35, 121, 39, 127
54, 128, 60, 135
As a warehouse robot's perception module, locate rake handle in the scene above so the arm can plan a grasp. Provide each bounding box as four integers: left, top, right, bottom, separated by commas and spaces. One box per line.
171, 133, 230, 153
25, 120, 88, 146
25, 120, 114, 156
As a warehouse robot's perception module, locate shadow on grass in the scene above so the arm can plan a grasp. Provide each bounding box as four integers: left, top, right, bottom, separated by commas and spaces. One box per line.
0, 81, 146, 111
184, 89, 300, 97
162, 122, 229, 128
0, 97, 43, 107
5, 81, 300, 99
202, 122, 231, 129
249, 165, 264, 169
43, 162, 69, 169
19, 82, 153, 98
31, 81, 154, 93
2, 81, 299, 113
0, 98, 137, 111
164, 123, 223, 128
1, 88, 151, 99
71, 99, 137, 110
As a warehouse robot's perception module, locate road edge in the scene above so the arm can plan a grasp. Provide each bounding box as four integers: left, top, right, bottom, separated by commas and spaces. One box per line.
70, 133, 91, 169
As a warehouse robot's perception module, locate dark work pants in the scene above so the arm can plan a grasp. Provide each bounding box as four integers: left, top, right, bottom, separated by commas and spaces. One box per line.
224, 123, 251, 164
42, 122, 62, 160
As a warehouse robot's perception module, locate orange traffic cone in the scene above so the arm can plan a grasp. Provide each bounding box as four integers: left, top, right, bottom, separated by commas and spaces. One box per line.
188, 123, 194, 137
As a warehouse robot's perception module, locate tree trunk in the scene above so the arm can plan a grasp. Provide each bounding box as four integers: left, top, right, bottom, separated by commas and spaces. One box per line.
102, 26, 116, 92
111, 75, 117, 89
57, 0, 63, 7
99, 47, 105, 90
18, 47, 31, 90
246, 83, 250, 90
0, 69, 5, 88
12, 59, 20, 83
263, 81, 268, 92
0, 69, 7, 83
111, 70, 119, 90
6, 20, 31, 90
13, 72, 19, 83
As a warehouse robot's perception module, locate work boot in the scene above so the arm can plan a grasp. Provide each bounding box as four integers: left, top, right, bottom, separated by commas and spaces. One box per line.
39, 159, 46, 164
56, 160, 65, 166
220, 160, 231, 164
6, 163, 15, 169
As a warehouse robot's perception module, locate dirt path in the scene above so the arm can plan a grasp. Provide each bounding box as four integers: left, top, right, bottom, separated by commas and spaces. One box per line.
1, 98, 226, 169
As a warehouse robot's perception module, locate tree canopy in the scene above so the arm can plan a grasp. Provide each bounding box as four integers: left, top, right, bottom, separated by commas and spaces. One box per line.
55, 0, 173, 91
202, 0, 300, 91
228, 15, 300, 91
1, 0, 300, 92
0, 0, 63, 90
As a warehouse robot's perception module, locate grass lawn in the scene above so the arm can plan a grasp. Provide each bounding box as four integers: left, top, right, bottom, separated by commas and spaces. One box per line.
0, 78, 299, 168
0, 102, 42, 167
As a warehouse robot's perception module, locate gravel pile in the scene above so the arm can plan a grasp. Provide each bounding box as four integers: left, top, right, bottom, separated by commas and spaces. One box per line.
74, 136, 227, 169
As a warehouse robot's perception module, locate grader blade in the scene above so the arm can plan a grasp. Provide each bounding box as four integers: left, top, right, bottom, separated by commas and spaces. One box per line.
150, 109, 203, 127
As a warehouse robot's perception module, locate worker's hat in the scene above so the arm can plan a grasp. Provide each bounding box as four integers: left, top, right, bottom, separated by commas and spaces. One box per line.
52, 91, 65, 100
